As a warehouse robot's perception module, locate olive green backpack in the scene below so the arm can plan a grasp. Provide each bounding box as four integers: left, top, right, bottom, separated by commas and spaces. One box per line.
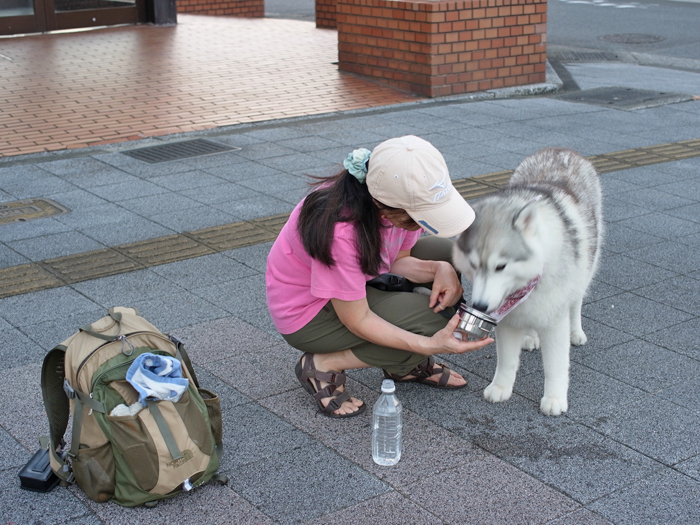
40, 307, 226, 507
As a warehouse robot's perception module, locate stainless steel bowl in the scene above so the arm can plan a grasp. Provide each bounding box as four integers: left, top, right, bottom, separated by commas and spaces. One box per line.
454, 304, 497, 340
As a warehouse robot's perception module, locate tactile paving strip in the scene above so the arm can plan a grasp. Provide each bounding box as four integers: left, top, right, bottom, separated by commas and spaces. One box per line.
588, 140, 700, 173
1, 140, 699, 299
188, 222, 277, 252
39, 249, 142, 284
453, 177, 506, 200
117, 235, 216, 267
0, 264, 64, 297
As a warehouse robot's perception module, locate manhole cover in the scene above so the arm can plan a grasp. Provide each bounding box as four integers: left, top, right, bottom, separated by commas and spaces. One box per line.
557, 87, 693, 110
598, 34, 665, 44
122, 139, 240, 164
0, 198, 70, 225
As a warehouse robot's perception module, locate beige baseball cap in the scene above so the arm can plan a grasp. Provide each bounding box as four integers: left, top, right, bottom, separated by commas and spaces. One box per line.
367, 135, 475, 238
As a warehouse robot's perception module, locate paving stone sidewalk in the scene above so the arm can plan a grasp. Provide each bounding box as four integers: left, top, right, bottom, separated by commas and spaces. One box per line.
1, 36, 700, 525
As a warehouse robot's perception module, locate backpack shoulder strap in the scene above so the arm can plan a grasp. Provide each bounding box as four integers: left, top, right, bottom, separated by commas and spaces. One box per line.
41, 345, 107, 482
170, 335, 200, 388
40, 346, 72, 482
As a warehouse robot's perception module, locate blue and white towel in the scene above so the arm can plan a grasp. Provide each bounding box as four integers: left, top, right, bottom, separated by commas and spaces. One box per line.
126, 353, 190, 406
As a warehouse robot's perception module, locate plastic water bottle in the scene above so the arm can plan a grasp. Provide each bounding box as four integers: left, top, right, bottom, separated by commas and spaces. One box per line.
372, 379, 402, 466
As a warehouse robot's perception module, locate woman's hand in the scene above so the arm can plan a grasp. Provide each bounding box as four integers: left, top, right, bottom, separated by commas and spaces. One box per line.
390, 255, 464, 313
429, 261, 464, 313
424, 314, 493, 355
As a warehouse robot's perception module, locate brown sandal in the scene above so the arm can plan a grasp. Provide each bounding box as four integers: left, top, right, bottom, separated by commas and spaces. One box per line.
383, 356, 467, 390
295, 353, 366, 418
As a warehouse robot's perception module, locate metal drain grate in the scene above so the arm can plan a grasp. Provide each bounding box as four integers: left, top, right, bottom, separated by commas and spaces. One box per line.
0, 198, 70, 225
556, 87, 693, 110
550, 51, 621, 62
122, 139, 239, 164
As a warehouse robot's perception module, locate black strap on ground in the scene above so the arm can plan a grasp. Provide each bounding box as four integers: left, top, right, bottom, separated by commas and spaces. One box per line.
40, 347, 72, 481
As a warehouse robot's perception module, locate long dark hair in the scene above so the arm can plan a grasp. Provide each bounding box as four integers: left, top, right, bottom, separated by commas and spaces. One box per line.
297, 168, 383, 276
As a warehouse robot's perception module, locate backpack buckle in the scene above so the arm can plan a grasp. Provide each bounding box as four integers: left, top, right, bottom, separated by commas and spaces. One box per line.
61, 463, 75, 483
63, 379, 76, 399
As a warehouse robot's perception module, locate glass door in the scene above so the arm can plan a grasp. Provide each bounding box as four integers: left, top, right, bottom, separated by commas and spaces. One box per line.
50, 0, 144, 31
0, 0, 145, 36
0, 0, 48, 34
1, 0, 36, 17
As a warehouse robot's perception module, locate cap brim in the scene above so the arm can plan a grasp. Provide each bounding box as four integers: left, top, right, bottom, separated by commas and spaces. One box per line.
407, 192, 475, 238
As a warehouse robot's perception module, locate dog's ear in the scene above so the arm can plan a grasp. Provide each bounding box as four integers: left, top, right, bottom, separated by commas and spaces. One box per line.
512, 197, 541, 235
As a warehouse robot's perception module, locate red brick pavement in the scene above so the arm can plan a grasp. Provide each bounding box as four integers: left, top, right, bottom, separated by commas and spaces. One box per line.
0, 15, 421, 158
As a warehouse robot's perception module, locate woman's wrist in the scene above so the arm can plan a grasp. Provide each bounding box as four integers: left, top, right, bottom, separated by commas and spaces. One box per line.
409, 333, 436, 356
391, 257, 443, 283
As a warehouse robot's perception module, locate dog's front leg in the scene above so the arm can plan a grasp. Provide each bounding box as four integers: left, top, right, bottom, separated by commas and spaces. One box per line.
484, 325, 524, 404
539, 318, 570, 416
569, 296, 587, 346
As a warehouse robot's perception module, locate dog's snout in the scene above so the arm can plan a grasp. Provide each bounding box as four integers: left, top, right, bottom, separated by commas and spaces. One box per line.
471, 302, 488, 313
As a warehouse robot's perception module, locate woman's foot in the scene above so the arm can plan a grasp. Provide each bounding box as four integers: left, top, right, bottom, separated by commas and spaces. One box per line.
403, 368, 467, 388
295, 353, 365, 418
385, 356, 468, 389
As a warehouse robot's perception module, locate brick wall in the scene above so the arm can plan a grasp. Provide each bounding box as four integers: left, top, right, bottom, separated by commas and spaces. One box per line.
177, 0, 264, 16
316, 0, 337, 28
337, 0, 547, 97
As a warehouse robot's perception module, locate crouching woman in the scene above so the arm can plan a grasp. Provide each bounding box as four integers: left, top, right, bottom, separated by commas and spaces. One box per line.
266, 135, 492, 418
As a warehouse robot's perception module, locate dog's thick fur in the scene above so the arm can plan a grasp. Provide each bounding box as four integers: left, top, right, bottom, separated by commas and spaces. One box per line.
453, 148, 603, 415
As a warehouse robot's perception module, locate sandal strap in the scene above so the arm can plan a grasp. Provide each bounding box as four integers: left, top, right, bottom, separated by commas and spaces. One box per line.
384, 357, 453, 387
300, 353, 352, 413
311, 371, 347, 404
411, 356, 436, 381
384, 356, 436, 381
312, 383, 338, 402
433, 363, 452, 387
303, 370, 346, 393
321, 389, 351, 414
310, 370, 346, 386
301, 353, 346, 389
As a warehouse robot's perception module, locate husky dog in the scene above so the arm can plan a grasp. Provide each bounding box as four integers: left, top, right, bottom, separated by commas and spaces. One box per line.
453, 148, 603, 416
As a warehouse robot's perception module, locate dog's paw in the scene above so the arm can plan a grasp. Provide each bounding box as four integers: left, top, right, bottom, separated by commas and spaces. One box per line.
570, 329, 588, 346
522, 332, 540, 352
540, 396, 568, 416
484, 382, 513, 403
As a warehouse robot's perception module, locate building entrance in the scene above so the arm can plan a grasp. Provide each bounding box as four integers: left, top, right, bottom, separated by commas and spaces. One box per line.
0, 0, 146, 36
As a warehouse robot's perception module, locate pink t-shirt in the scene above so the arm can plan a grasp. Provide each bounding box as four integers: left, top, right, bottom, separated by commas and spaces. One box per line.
266, 200, 421, 334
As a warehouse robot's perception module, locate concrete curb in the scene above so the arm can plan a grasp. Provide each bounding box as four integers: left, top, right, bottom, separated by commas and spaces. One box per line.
630, 52, 700, 74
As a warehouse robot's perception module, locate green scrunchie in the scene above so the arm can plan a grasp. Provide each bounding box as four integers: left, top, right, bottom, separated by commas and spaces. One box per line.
343, 148, 371, 184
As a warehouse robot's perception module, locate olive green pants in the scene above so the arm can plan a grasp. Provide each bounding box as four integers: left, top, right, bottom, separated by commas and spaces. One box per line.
282, 236, 459, 376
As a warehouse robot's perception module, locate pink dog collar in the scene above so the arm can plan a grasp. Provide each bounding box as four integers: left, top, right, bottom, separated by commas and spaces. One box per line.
490, 274, 541, 322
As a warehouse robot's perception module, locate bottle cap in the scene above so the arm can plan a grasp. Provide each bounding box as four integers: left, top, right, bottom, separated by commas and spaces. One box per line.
381, 379, 395, 393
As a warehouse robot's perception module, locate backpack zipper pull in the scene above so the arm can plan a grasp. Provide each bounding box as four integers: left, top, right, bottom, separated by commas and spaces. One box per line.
118, 335, 135, 356
182, 478, 193, 492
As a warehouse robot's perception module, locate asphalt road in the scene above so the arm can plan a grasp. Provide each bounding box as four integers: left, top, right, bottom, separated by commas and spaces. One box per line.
265, 0, 315, 21
265, 0, 700, 70
543, 0, 700, 66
